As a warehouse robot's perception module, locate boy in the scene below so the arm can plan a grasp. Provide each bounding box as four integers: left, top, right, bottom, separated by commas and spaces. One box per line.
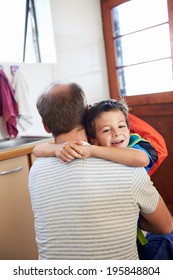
33, 99, 157, 173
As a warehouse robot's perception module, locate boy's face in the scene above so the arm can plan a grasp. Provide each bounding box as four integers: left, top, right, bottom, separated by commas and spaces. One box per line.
92, 110, 130, 147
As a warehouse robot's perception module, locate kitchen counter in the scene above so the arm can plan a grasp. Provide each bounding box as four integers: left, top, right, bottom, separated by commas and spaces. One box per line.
0, 137, 53, 161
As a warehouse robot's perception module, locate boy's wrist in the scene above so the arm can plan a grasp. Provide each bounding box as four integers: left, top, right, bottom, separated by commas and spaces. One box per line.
54, 144, 63, 158
89, 145, 97, 157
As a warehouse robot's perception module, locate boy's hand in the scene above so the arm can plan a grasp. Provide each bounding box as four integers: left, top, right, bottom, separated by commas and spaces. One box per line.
56, 141, 83, 162
56, 141, 92, 162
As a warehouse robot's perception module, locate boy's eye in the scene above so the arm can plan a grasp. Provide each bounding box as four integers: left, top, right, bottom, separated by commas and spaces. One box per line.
119, 125, 126, 129
102, 128, 110, 133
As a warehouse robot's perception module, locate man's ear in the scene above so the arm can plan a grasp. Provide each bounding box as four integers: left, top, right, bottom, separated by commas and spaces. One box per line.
42, 119, 51, 133
90, 138, 98, 145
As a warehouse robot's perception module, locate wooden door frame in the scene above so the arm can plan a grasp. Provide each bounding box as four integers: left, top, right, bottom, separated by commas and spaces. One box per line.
101, 0, 173, 107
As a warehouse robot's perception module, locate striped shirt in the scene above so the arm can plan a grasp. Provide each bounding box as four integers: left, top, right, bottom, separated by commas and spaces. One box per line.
28, 157, 159, 260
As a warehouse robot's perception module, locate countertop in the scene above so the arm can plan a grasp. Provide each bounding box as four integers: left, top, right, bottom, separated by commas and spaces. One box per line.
0, 137, 53, 161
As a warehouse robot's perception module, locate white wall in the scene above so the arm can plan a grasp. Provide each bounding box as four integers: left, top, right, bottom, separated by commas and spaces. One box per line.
0, 0, 109, 139
50, 0, 109, 103
0, 63, 56, 138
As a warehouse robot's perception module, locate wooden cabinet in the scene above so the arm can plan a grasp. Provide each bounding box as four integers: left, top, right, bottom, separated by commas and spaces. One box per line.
0, 155, 38, 260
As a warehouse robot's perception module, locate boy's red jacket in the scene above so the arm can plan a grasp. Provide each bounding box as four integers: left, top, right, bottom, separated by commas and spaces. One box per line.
129, 113, 168, 176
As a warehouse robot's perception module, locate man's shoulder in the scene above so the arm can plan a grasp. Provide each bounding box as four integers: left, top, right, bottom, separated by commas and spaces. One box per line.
30, 157, 60, 170
83, 157, 140, 172
88, 158, 149, 178
30, 157, 147, 176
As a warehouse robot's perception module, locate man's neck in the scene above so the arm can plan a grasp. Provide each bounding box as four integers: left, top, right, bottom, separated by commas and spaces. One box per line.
54, 127, 88, 144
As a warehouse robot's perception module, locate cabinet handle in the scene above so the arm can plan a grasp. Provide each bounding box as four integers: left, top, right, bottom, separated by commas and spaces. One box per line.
0, 166, 23, 175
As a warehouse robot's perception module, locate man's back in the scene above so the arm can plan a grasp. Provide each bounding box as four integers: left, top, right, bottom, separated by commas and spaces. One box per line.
29, 157, 159, 260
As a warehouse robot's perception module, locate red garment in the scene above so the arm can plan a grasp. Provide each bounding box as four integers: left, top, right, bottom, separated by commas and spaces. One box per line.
129, 113, 168, 176
0, 70, 18, 137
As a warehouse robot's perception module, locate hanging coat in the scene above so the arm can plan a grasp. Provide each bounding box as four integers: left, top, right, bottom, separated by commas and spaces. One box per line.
12, 70, 33, 131
0, 70, 18, 137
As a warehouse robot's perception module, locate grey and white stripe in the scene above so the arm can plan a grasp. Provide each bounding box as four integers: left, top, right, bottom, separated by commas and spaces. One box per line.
29, 157, 159, 260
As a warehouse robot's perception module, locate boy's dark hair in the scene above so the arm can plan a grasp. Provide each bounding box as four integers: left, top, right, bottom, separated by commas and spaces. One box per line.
36, 82, 87, 137
85, 99, 129, 141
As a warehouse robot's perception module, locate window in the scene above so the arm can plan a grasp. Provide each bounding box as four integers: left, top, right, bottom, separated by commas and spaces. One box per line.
101, 0, 173, 97
0, 0, 56, 63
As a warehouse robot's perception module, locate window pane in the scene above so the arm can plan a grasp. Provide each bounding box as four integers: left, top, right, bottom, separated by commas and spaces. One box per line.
35, 0, 57, 63
0, 0, 25, 62
115, 24, 171, 67
112, 0, 168, 36
118, 59, 173, 96
0, 0, 56, 63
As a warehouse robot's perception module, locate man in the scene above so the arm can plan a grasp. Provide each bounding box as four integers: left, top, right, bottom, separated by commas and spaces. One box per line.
28, 81, 172, 260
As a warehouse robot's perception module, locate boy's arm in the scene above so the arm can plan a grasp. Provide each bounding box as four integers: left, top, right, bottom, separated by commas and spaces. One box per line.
54, 142, 150, 167
33, 141, 83, 160
82, 145, 150, 167
33, 141, 150, 167
33, 142, 58, 157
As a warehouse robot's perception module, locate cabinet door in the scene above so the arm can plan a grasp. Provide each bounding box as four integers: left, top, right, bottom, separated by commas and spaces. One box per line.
0, 155, 38, 259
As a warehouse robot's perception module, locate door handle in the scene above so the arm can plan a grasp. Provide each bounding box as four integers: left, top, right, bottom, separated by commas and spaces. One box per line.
0, 166, 23, 175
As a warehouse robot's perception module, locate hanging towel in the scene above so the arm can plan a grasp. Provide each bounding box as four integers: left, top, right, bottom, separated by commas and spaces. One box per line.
12, 70, 33, 131
0, 70, 18, 137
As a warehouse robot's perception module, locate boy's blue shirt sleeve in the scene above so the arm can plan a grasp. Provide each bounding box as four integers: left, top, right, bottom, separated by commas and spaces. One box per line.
131, 143, 154, 172
128, 133, 157, 172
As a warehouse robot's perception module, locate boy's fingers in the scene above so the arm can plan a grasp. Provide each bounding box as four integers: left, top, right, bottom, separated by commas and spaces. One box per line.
64, 143, 83, 156
60, 154, 72, 162
60, 147, 82, 161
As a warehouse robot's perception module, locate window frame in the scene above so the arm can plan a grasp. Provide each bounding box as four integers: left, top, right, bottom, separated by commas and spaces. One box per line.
101, 0, 173, 105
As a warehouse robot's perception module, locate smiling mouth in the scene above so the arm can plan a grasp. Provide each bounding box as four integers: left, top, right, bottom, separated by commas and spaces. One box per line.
111, 140, 124, 145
